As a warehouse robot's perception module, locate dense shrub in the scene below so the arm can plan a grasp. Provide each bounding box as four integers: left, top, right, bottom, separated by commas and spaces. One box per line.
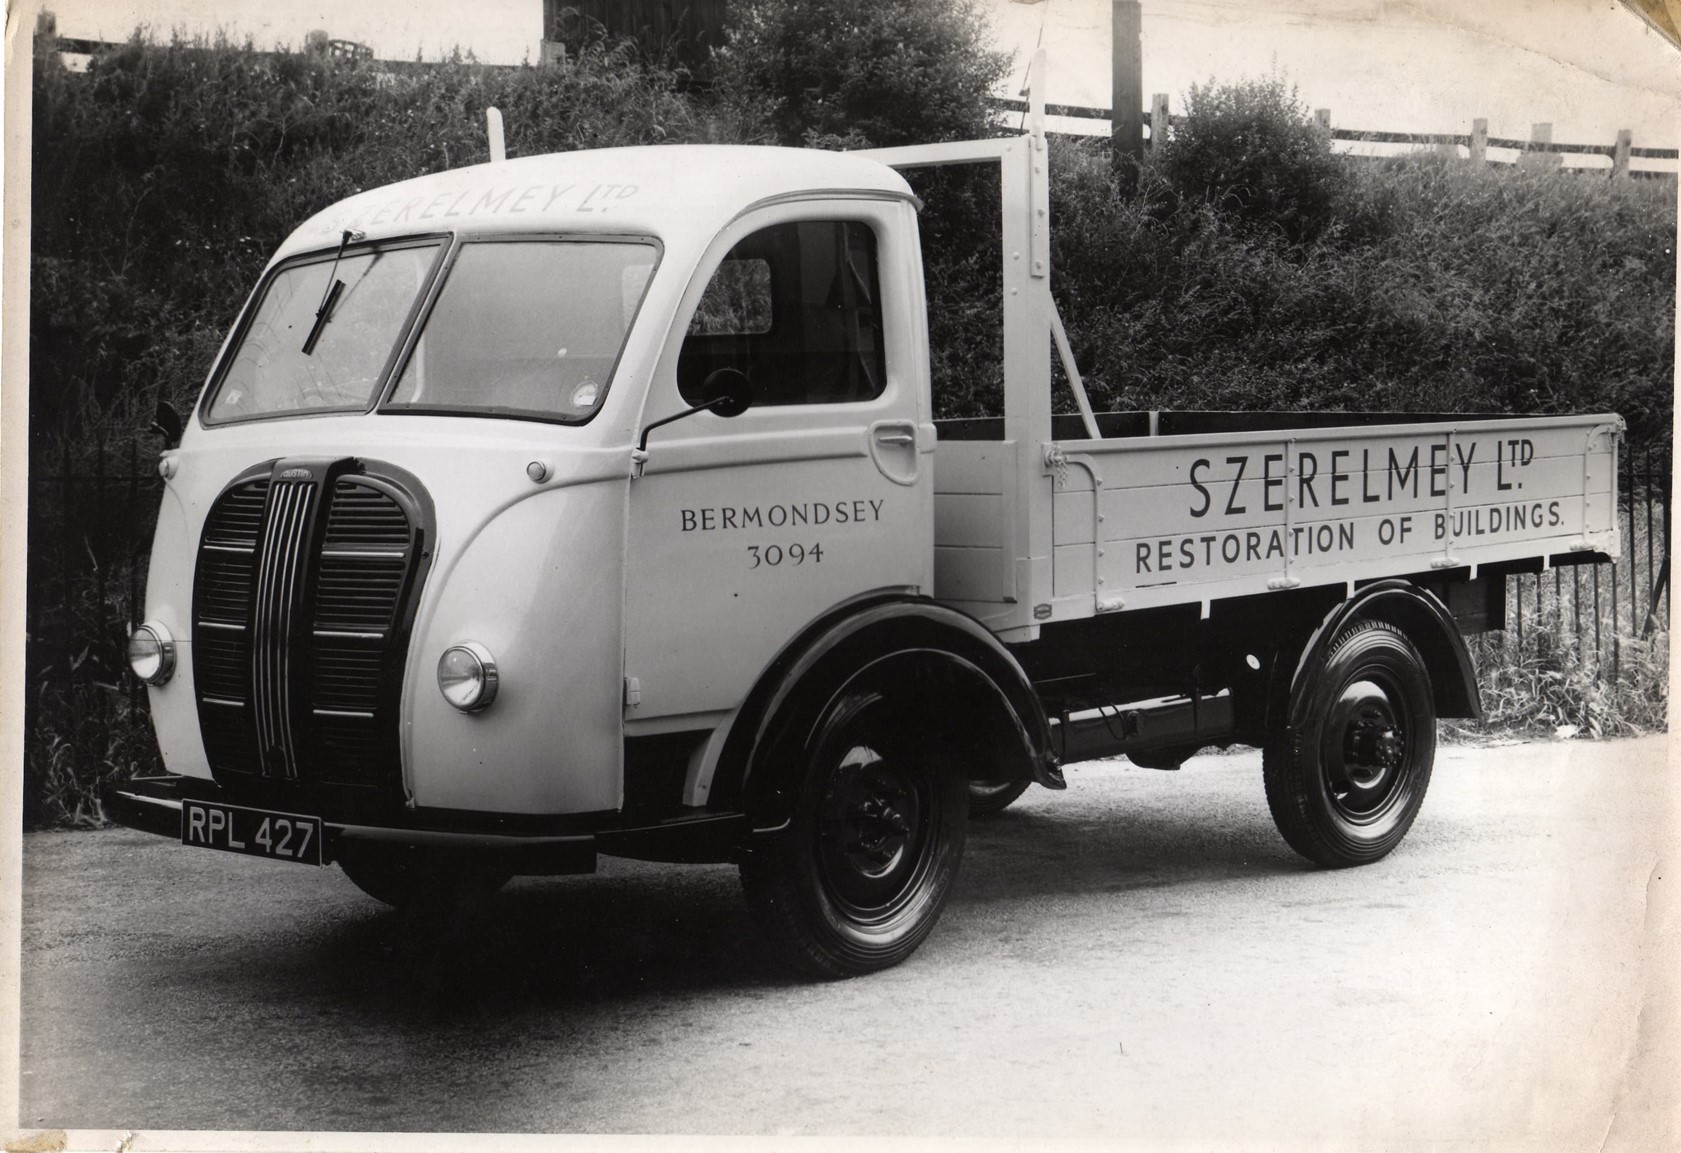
711, 0, 1009, 147
1153, 76, 1351, 244
1029, 128, 1673, 451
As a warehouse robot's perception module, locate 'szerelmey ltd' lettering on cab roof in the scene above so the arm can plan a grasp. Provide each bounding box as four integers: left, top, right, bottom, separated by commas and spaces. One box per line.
344, 182, 642, 230
681, 500, 886, 532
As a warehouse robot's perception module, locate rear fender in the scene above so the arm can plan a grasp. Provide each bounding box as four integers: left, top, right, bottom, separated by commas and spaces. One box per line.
1284, 580, 1482, 729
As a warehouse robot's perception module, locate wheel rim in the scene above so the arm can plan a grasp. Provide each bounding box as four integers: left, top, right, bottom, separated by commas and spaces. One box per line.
815, 740, 937, 924
1321, 673, 1413, 824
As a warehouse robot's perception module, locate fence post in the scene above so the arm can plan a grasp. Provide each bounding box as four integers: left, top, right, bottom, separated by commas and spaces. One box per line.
1150, 93, 1170, 150
1111, 1, 1144, 174
1613, 129, 1632, 180
1520, 122, 1562, 170
1470, 118, 1487, 165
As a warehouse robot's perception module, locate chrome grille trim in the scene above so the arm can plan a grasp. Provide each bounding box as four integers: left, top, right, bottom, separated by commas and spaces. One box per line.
251, 480, 314, 779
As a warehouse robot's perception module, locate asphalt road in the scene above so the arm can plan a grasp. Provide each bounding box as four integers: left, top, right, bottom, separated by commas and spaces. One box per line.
17, 737, 1678, 1146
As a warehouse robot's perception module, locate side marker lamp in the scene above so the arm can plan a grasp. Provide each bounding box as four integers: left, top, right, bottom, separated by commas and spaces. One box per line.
438, 642, 499, 712
127, 622, 177, 685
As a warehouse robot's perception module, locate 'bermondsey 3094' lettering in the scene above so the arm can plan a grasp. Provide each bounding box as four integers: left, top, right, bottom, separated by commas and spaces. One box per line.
681, 499, 884, 532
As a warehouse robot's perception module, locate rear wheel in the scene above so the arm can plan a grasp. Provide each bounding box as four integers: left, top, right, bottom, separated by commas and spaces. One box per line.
741, 686, 967, 978
1263, 620, 1436, 867
967, 779, 1030, 817
336, 842, 510, 912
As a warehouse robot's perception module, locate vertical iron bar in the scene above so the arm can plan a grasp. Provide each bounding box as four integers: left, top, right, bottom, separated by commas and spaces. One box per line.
129, 435, 141, 713
1645, 450, 1655, 612
1592, 562, 1602, 670
62, 438, 77, 777
96, 435, 107, 681
1572, 566, 1582, 660
1514, 572, 1524, 654
1627, 448, 1636, 627
1610, 559, 1621, 683
1654, 457, 1667, 628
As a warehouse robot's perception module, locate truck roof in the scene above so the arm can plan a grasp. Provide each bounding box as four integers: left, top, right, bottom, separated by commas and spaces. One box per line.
280, 144, 917, 258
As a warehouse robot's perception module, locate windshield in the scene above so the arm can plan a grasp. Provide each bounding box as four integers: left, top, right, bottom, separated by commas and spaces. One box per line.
204, 241, 442, 423
385, 239, 659, 422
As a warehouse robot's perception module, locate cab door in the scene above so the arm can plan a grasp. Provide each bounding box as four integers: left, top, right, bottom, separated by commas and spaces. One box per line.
623, 198, 933, 724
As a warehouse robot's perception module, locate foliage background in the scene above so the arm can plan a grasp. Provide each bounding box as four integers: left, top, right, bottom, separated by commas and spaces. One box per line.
22, 4, 1675, 825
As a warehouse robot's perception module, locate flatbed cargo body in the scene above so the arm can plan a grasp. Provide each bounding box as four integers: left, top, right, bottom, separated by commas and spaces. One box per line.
932, 411, 1620, 632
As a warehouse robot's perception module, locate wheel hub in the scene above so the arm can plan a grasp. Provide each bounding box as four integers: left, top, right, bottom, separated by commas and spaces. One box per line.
846, 790, 912, 875
1324, 678, 1409, 818
817, 744, 930, 914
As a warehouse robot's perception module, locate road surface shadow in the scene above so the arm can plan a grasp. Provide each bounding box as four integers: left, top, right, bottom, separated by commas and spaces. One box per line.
959, 800, 1310, 901
303, 867, 784, 1013
244, 794, 1312, 1016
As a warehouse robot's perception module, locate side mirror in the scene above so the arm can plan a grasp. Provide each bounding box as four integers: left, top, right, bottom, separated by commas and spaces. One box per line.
151, 400, 184, 449
636, 369, 756, 455
699, 367, 753, 418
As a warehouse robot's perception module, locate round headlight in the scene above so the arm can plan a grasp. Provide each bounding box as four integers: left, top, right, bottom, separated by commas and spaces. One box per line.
127, 622, 176, 685
438, 642, 498, 712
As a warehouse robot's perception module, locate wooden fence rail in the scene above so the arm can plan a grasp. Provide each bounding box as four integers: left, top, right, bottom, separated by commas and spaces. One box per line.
988, 96, 1679, 176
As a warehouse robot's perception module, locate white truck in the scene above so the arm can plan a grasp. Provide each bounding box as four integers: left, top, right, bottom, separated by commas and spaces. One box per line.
111, 90, 1622, 978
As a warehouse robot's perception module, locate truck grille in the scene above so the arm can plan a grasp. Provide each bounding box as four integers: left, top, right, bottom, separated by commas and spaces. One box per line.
192, 459, 432, 802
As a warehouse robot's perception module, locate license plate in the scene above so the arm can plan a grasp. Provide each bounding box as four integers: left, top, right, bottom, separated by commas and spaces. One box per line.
181, 799, 323, 866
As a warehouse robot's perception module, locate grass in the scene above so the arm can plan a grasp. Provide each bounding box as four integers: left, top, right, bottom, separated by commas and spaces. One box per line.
25, 683, 164, 829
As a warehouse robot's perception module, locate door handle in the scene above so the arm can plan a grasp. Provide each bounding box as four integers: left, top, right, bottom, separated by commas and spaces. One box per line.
868, 421, 920, 486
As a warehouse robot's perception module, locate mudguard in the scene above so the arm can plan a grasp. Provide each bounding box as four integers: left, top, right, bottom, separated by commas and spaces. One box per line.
707, 596, 1062, 824
1287, 579, 1482, 727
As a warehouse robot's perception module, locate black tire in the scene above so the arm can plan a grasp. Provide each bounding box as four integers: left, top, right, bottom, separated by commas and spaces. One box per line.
1263, 619, 1436, 868
740, 686, 968, 978
968, 779, 1031, 817
336, 842, 510, 912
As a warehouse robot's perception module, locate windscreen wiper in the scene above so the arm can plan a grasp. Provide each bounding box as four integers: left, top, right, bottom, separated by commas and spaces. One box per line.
301, 229, 359, 355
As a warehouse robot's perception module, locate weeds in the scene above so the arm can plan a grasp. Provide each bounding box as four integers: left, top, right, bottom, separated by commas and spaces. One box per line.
1456, 618, 1670, 739
25, 683, 164, 829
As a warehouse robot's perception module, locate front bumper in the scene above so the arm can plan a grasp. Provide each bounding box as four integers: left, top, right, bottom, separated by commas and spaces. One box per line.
104, 775, 751, 870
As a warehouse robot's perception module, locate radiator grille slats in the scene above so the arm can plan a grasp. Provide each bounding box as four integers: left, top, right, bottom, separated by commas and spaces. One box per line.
192, 478, 266, 776
191, 463, 423, 800
307, 479, 413, 788
323, 486, 411, 548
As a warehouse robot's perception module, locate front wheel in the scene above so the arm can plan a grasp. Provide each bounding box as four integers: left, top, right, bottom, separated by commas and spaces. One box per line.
740, 687, 968, 978
1263, 620, 1436, 868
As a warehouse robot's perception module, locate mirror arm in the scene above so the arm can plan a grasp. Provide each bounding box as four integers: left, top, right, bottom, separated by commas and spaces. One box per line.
636, 397, 729, 454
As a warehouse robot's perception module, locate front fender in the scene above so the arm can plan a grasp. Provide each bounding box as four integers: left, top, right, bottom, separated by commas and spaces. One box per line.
707, 597, 1061, 822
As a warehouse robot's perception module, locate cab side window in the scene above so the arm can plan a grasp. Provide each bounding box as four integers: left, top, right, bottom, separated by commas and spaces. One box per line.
677, 220, 886, 407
